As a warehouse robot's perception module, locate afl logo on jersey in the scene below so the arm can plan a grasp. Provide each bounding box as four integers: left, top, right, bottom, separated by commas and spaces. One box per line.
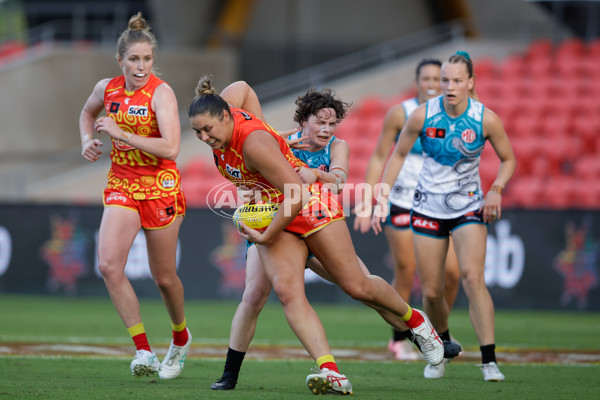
461, 129, 476, 143
127, 106, 148, 117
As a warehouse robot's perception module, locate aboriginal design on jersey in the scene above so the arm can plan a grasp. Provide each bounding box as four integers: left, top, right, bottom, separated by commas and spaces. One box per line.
213, 108, 306, 204
413, 95, 486, 219
400, 97, 424, 155
103, 74, 181, 200
288, 131, 335, 171
389, 97, 424, 209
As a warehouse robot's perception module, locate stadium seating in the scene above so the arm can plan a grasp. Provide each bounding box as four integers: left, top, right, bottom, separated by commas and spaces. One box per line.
180, 38, 599, 209
525, 38, 553, 61
576, 177, 600, 209
0, 40, 26, 65
180, 158, 220, 207
508, 176, 544, 209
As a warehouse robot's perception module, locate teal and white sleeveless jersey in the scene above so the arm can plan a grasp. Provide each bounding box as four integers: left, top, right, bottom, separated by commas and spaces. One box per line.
389, 97, 425, 209
289, 130, 336, 171
413, 95, 486, 219
288, 130, 337, 285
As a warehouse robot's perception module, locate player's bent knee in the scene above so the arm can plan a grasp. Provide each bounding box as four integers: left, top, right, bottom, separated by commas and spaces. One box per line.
446, 273, 460, 287
153, 274, 180, 291
241, 289, 270, 310
422, 292, 445, 305
339, 281, 374, 303
271, 283, 301, 307
460, 273, 485, 291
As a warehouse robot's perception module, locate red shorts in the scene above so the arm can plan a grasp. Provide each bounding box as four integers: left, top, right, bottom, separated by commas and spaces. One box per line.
284, 185, 345, 237
103, 188, 186, 230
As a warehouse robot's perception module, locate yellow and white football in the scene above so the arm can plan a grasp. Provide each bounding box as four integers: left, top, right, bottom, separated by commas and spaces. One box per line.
233, 203, 279, 232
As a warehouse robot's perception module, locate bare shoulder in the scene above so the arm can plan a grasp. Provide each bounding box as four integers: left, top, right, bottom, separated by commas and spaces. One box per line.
222, 80, 250, 93
243, 130, 282, 171
330, 137, 349, 158
244, 130, 275, 150
154, 82, 176, 97
85, 78, 111, 107
331, 137, 348, 148
152, 82, 178, 113
482, 106, 503, 128
384, 103, 406, 124
387, 103, 405, 116
481, 105, 508, 140
93, 78, 111, 95
407, 103, 426, 123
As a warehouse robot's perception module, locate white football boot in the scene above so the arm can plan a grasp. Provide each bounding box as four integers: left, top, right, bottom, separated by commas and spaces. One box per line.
306, 367, 353, 395
409, 309, 444, 366
480, 362, 505, 382
424, 358, 450, 379
130, 349, 161, 378
159, 328, 192, 379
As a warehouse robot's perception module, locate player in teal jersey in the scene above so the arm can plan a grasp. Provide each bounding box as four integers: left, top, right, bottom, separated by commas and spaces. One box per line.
373, 52, 516, 381
354, 59, 461, 362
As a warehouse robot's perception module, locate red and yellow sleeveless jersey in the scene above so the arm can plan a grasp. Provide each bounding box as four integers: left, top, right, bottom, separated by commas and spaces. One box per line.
213, 107, 306, 203
103, 74, 181, 200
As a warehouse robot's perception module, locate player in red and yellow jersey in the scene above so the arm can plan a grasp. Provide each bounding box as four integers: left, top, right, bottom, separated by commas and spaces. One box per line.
188, 76, 446, 394
103, 73, 183, 207
211, 106, 343, 236
79, 12, 190, 380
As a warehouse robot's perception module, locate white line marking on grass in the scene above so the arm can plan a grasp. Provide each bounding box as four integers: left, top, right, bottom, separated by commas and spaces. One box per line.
27, 344, 128, 356
0, 335, 384, 348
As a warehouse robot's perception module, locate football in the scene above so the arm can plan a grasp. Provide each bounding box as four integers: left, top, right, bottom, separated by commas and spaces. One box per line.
233, 202, 279, 232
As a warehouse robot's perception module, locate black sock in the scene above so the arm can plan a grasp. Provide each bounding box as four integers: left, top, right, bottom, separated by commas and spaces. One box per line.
480, 344, 496, 364
439, 329, 451, 342
393, 329, 412, 342
407, 333, 421, 352
223, 347, 246, 380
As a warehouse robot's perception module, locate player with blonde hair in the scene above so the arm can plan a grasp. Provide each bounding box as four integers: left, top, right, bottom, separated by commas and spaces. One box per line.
79, 12, 190, 379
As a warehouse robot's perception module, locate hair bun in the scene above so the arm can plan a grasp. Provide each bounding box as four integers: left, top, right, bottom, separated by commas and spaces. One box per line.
455, 50, 472, 61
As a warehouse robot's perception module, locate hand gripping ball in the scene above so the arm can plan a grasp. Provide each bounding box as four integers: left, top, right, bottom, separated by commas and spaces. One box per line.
233, 203, 279, 233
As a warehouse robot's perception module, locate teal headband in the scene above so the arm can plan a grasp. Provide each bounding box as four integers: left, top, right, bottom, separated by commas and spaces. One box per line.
455, 50, 472, 61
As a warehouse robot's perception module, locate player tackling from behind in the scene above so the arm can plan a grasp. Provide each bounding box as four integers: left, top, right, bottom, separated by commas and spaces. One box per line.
189, 76, 454, 394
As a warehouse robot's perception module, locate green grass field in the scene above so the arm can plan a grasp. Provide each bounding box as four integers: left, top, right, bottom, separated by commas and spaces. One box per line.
1, 294, 599, 399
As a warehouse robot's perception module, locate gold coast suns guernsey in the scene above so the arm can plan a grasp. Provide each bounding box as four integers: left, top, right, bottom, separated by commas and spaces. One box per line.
213, 108, 306, 203
103, 74, 181, 200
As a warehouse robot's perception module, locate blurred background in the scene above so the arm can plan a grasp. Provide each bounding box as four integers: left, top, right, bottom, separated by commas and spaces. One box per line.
0, 0, 598, 311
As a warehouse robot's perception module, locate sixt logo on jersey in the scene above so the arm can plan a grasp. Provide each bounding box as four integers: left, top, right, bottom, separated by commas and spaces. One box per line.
226, 163, 241, 179
426, 127, 446, 138
127, 105, 148, 117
